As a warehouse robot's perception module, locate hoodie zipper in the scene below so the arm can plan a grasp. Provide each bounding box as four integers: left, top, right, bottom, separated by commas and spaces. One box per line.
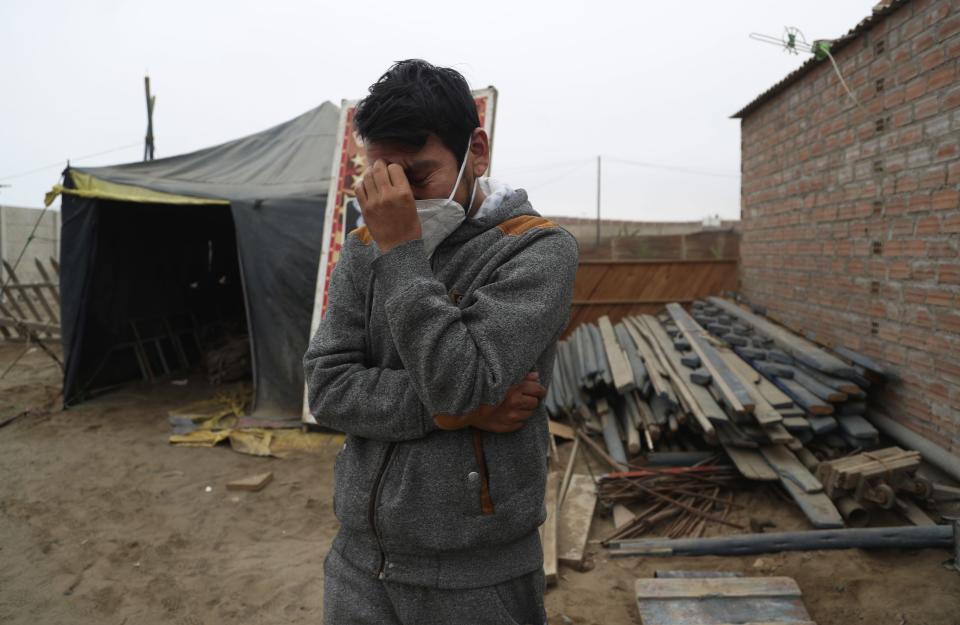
368, 250, 442, 579
369, 441, 397, 579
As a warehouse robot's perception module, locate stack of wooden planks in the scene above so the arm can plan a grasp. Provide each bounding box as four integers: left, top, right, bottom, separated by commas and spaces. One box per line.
545, 296, 903, 531
694, 297, 883, 449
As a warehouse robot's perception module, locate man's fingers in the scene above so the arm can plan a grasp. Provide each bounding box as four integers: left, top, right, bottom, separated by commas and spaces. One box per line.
511, 394, 539, 411
371, 160, 392, 194
517, 381, 547, 398
506, 408, 534, 422
386, 163, 412, 193
365, 162, 381, 196
356, 180, 368, 207
525, 371, 539, 381
360, 172, 377, 204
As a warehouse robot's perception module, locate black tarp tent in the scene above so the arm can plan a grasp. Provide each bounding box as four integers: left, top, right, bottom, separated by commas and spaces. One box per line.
48, 102, 340, 417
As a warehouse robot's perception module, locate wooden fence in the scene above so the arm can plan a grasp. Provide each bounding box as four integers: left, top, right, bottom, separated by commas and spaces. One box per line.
0, 258, 61, 340
565, 258, 739, 334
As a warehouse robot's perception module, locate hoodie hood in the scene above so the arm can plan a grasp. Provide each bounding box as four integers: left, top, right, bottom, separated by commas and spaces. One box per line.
440, 185, 537, 249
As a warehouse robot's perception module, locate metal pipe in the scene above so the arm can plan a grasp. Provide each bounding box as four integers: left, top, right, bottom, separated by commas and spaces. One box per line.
954, 520, 959, 573
836, 497, 870, 528
608, 524, 954, 558
869, 413, 960, 483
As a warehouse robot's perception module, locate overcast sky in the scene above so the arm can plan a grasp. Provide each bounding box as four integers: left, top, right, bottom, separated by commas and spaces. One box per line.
1, 1, 875, 222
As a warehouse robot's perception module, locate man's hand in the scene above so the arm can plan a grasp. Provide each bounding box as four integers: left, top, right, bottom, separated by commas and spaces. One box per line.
356, 160, 421, 253
433, 372, 547, 433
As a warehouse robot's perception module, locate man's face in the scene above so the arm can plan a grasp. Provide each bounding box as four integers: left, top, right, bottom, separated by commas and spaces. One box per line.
364, 133, 476, 207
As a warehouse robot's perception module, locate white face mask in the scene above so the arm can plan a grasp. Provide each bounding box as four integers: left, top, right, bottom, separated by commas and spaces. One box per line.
415, 141, 478, 258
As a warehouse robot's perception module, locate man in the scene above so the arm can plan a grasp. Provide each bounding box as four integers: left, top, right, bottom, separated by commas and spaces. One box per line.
303, 59, 578, 625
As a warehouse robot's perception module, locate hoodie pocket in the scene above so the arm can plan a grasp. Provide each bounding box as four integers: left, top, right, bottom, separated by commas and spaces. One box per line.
471, 429, 495, 515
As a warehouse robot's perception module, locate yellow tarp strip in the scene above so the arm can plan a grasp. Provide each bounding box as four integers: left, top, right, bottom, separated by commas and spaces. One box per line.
166, 386, 344, 458
45, 170, 228, 206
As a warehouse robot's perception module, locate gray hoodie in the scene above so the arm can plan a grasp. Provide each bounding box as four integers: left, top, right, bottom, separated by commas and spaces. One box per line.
303, 189, 578, 589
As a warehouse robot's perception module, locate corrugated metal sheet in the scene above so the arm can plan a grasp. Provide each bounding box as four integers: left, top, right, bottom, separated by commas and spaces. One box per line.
732, 0, 913, 119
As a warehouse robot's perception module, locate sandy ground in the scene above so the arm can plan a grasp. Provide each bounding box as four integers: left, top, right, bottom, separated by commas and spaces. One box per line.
1, 341, 959, 625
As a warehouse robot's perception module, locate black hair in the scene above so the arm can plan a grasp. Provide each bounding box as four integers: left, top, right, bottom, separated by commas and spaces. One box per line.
354, 59, 479, 165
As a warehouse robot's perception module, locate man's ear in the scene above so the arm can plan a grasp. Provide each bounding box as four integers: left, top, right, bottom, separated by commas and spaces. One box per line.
469, 128, 490, 178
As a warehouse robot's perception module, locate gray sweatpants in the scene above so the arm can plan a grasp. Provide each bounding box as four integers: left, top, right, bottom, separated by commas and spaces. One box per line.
323, 548, 547, 625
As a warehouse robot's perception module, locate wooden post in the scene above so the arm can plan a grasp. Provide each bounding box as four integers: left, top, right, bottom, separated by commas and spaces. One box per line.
144, 75, 156, 161
595, 155, 601, 251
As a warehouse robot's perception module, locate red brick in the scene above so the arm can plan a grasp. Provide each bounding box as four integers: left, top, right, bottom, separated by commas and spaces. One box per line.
938, 15, 960, 41
945, 85, 960, 110
932, 188, 959, 211
916, 215, 941, 235
937, 310, 960, 333
927, 65, 956, 92
926, 241, 959, 258
936, 142, 958, 161
940, 264, 960, 284
904, 75, 928, 100
914, 95, 939, 119
927, 287, 957, 307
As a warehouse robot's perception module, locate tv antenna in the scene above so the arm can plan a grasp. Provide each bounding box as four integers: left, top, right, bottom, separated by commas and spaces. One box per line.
749, 27, 866, 114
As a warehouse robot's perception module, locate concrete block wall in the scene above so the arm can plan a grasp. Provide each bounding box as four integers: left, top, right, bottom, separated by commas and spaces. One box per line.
738, 0, 960, 451
0, 205, 60, 284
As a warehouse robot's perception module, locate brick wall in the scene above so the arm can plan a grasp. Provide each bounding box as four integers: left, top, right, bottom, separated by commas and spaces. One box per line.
738, 0, 960, 452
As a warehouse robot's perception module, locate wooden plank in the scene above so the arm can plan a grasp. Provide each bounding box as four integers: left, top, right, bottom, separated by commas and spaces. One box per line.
613, 504, 635, 529
716, 349, 782, 425
557, 473, 597, 568
654, 570, 744, 579
897, 497, 936, 527
598, 398, 627, 464
588, 324, 612, 386
636, 316, 721, 440
559, 436, 581, 506
762, 422, 796, 445
759, 444, 823, 494
34, 257, 61, 305
837, 415, 879, 441
598, 315, 635, 393
548, 419, 575, 440
781, 365, 847, 403
620, 403, 641, 455
635, 576, 801, 599
707, 297, 855, 377
775, 378, 834, 415
795, 362, 863, 396
0, 281, 33, 333
779, 479, 844, 529
731, 347, 794, 408
0, 304, 13, 338
0, 316, 59, 334
622, 317, 674, 403
28, 282, 58, 324
667, 303, 754, 415
635, 597, 815, 625
541, 471, 561, 585
226, 472, 273, 492
615, 322, 649, 388
2, 260, 45, 328
723, 444, 779, 481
